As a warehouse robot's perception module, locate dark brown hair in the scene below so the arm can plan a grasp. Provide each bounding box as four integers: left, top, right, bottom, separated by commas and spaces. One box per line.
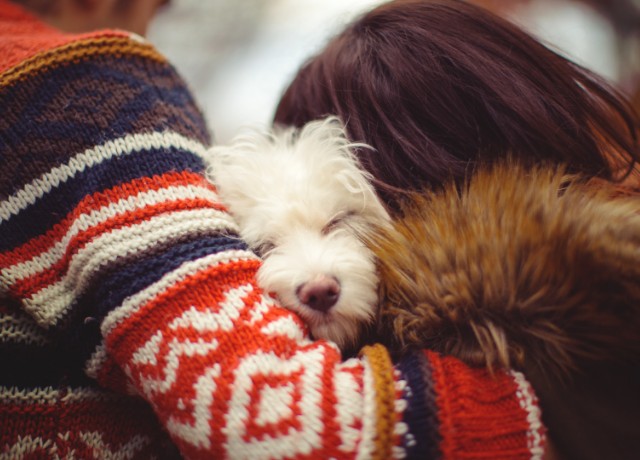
274, 0, 639, 209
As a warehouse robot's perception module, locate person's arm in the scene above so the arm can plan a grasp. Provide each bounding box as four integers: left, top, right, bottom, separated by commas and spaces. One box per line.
0, 24, 544, 459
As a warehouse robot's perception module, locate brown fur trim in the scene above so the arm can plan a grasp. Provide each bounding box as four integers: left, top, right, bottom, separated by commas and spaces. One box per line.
370, 162, 640, 376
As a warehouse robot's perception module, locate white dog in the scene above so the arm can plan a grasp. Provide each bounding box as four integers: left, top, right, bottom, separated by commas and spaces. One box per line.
206, 117, 389, 349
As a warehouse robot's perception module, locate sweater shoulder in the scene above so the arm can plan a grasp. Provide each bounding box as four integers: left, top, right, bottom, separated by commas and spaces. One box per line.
0, 1, 164, 78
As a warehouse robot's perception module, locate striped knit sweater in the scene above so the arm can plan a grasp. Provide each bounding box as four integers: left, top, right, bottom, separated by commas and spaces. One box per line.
0, 2, 545, 458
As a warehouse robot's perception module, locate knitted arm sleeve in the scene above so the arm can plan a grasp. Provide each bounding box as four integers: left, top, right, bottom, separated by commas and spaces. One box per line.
0, 23, 545, 459
0, 28, 404, 458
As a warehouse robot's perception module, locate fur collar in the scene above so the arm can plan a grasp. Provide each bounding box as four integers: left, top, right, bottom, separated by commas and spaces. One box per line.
371, 163, 640, 376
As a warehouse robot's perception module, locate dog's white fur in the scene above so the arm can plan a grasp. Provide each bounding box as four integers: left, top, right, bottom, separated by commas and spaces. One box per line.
206, 117, 389, 349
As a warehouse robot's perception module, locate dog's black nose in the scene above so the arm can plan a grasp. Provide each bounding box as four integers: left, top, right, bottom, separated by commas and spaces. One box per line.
296, 276, 341, 313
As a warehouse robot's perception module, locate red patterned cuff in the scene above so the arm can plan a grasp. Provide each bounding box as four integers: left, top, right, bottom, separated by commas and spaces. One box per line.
425, 350, 546, 460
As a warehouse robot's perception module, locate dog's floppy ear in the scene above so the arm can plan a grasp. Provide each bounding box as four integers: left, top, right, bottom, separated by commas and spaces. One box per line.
205, 127, 280, 220
206, 138, 253, 196
371, 162, 640, 378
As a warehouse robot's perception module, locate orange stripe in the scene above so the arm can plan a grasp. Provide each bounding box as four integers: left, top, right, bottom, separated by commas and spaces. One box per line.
0, 35, 166, 89
360, 344, 397, 460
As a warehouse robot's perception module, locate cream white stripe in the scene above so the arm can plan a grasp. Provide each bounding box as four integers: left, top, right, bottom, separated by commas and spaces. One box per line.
0, 386, 61, 405
356, 355, 378, 460
23, 286, 75, 327
334, 364, 364, 454
0, 131, 207, 223
24, 209, 242, 327
0, 385, 130, 405
511, 370, 545, 460
2, 184, 221, 285
79, 432, 150, 459
66, 208, 238, 292
85, 342, 109, 380
0, 314, 49, 345
1, 432, 150, 459
102, 249, 258, 337
393, 374, 409, 459
0, 435, 53, 457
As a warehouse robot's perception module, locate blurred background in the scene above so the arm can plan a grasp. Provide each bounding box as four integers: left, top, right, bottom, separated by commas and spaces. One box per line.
148, 0, 640, 143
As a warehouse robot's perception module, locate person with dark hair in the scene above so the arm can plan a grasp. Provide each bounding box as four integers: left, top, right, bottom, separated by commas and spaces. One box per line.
275, 0, 639, 209
274, 1, 640, 459
0, 0, 548, 458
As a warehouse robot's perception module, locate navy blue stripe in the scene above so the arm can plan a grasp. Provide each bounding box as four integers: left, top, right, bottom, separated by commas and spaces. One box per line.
0, 147, 205, 252
88, 235, 247, 319
397, 350, 442, 459
0, 54, 210, 199
70, 235, 248, 364
0, 55, 209, 148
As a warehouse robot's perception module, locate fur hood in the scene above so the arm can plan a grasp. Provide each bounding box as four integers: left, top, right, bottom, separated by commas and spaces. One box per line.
371, 162, 640, 376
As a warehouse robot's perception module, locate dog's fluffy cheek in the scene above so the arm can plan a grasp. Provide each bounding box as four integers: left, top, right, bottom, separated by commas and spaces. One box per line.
331, 270, 379, 321
256, 257, 302, 309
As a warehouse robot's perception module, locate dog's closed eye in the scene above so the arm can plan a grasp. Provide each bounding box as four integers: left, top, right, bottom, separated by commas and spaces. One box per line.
322, 211, 356, 235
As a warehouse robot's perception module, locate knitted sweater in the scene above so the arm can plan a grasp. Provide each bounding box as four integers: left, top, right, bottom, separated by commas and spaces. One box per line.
0, 2, 545, 458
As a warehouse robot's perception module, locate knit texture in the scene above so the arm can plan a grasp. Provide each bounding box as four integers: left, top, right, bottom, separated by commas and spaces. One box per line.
0, 1, 544, 458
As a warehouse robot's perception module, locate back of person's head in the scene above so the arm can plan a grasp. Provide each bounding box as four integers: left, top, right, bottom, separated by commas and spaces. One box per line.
274, 0, 639, 208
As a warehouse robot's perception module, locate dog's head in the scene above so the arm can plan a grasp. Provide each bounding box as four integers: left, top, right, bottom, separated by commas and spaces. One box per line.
207, 117, 389, 349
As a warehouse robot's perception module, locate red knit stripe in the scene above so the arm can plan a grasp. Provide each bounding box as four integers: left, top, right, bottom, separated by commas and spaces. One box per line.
11, 196, 224, 300
425, 350, 533, 459
319, 343, 342, 457
0, 170, 220, 267
0, 388, 173, 459
104, 259, 262, 353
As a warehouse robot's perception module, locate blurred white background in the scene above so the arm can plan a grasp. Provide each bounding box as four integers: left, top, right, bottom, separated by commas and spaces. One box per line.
147, 0, 630, 143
